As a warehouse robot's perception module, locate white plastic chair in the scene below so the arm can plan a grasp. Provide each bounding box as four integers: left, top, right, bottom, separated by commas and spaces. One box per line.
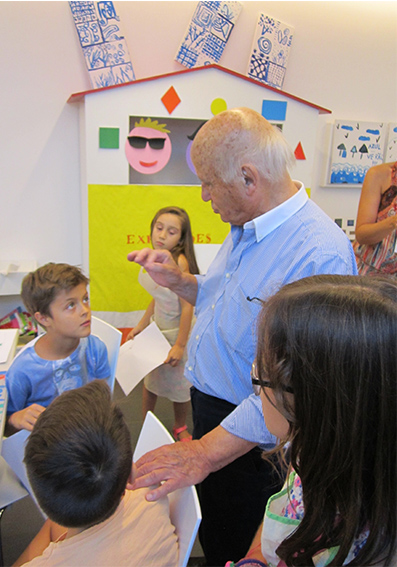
91, 316, 122, 394
133, 412, 201, 567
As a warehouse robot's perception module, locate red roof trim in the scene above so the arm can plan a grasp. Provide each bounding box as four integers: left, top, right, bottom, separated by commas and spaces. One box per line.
67, 64, 331, 114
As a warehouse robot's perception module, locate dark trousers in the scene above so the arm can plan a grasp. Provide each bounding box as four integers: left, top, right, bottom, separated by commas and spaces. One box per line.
191, 387, 284, 567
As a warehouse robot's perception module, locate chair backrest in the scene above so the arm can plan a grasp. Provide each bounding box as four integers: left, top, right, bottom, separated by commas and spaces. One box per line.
91, 316, 122, 394
1, 429, 44, 515
133, 412, 201, 567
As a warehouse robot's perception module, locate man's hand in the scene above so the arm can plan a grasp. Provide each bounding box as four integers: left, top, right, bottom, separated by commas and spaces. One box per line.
127, 248, 198, 305
128, 439, 212, 501
8, 404, 45, 432
127, 248, 182, 290
127, 426, 257, 501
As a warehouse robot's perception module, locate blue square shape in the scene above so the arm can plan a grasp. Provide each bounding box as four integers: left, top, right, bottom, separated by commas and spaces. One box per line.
261, 100, 287, 122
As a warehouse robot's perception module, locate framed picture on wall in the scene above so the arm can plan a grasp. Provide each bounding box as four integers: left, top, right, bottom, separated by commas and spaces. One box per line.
326, 120, 387, 186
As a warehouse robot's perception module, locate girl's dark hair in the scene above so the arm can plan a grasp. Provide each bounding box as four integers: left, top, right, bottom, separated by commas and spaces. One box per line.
150, 206, 199, 274
256, 275, 396, 566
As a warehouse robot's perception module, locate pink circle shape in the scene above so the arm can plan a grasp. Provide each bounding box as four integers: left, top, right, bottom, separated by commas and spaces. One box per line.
125, 126, 172, 175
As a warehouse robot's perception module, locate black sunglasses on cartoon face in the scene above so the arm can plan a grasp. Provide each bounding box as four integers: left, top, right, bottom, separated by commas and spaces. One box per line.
127, 136, 166, 150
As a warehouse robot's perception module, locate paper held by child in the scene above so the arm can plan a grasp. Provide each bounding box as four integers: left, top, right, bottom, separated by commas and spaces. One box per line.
116, 321, 171, 395
0, 328, 19, 364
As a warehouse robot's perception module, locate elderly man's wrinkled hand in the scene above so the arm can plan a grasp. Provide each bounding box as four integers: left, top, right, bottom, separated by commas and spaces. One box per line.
127, 440, 212, 501
127, 248, 182, 291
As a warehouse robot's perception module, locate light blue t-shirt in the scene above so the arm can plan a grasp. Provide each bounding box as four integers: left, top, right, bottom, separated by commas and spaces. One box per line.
6, 334, 110, 415
185, 185, 358, 446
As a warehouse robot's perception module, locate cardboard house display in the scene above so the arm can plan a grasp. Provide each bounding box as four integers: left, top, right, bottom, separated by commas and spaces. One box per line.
68, 64, 330, 319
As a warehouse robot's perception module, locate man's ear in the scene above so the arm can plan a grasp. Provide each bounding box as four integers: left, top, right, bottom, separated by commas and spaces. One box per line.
241, 165, 258, 195
34, 311, 50, 328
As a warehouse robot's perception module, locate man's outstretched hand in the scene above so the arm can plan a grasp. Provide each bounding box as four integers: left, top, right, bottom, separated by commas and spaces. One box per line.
127, 248, 182, 290
127, 248, 198, 305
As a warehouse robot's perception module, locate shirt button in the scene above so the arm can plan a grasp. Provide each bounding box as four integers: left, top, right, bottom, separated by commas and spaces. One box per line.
195, 335, 199, 340
188, 366, 193, 371
212, 304, 215, 309
226, 273, 230, 278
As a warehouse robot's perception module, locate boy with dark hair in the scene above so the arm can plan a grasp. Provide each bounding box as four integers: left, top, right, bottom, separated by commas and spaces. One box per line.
6, 263, 110, 432
14, 381, 179, 566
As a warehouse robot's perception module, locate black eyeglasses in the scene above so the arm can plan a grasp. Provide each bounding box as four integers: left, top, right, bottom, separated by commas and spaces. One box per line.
251, 361, 294, 396
127, 136, 166, 150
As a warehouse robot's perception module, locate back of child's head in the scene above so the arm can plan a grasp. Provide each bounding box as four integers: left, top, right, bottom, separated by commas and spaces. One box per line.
24, 380, 132, 529
21, 262, 89, 317
256, 274, 396, 566
151, 206, 199, 274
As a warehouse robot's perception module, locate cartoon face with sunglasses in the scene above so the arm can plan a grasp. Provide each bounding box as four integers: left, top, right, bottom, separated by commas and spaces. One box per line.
125, 118, 172, 175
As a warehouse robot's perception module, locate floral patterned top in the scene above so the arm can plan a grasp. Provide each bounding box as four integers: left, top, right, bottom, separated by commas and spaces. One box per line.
353, 162, 397, 276
261, 470, 369, 567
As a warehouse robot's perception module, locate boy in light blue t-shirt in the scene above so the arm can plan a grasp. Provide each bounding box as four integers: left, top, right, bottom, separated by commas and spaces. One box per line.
6, 263, 110, 433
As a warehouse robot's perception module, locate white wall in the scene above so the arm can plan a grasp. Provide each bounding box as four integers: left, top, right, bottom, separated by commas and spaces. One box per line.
1, 1, 396, 315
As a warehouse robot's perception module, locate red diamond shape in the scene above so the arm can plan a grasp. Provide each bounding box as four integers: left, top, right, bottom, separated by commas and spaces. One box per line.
161, 86, 181, 114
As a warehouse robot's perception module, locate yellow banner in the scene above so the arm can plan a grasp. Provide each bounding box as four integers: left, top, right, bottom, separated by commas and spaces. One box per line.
88, 185, 230, 312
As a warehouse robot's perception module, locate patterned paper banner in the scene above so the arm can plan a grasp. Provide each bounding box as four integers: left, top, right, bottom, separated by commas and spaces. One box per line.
176, 1, 242, 69
69, 1, 135, 88
247, 13, 294, 90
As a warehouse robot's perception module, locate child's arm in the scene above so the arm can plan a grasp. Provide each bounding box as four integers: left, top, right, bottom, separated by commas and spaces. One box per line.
12, 519, 66, 566
126, 300, 155, 340
7, 404, 46, 433
5, 348, 45, 433
244, 522, 266, 561
165, 255, 194, 367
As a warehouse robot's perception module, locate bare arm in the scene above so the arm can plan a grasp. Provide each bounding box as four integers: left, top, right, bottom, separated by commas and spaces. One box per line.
355, 163, 397, 245
7, 404, 45, 433
165, 255, 195, 366
164, 298, 193, 366
243, 522, 266, 562
127, 248, 198, 305
13, 519, 66, 566
128, 425, 256, 501
126, 299, 155, 340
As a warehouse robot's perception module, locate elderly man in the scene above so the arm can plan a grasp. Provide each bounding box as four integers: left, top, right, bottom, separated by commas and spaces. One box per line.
128, 108, 357, 566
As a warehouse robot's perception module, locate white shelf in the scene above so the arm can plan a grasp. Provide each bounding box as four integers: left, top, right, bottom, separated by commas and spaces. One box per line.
0, 261, 37, 296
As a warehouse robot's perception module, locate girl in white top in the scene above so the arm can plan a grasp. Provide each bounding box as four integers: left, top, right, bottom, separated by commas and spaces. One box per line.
127, 207, 199, 441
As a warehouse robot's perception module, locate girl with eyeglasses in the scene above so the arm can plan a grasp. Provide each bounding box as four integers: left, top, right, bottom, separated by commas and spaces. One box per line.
228, 274, 396, 567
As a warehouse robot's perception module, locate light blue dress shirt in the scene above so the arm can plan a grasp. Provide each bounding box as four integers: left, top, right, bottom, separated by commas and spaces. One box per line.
185, 184, 358, 446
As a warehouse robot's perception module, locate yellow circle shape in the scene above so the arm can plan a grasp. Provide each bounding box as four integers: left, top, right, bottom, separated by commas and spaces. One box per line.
211, 98, 227, 116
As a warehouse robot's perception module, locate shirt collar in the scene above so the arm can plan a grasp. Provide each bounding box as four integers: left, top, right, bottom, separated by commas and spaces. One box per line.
243, 182, 307, 242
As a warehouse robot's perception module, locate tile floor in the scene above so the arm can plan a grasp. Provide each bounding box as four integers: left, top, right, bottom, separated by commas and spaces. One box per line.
1, 380, 204, 566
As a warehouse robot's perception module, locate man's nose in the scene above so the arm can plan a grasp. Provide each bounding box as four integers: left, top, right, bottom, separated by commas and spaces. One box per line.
201, 186, 210, 202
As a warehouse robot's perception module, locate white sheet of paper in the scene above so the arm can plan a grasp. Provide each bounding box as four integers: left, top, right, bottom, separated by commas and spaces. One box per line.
0, 329, 19, 363
116, 321, 171, 396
